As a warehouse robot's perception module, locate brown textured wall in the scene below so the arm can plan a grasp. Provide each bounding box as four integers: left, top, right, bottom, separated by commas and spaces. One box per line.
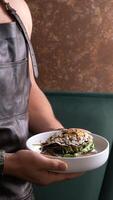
27, 0, 113, 92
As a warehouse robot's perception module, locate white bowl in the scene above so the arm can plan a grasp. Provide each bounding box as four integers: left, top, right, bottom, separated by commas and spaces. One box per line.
26, 130, 109, 173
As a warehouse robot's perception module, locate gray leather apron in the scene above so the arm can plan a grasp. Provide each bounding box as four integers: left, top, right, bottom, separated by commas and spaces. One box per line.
0, 1, 38, 199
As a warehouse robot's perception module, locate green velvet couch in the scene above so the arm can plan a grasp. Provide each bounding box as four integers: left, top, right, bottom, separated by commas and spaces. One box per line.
33, 92, 113, 200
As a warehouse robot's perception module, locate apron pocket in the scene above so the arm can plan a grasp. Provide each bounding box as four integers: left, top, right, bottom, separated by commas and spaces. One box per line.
0, 58, 28, 119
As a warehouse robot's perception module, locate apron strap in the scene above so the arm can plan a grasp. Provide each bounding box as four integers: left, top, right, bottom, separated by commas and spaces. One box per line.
0, 0, 38, 79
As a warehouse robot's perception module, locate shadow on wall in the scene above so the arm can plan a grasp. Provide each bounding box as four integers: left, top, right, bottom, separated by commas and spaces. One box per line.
27, 0, 113, 92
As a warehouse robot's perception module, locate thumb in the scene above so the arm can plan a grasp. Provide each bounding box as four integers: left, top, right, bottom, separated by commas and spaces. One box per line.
42, 156, 68, 171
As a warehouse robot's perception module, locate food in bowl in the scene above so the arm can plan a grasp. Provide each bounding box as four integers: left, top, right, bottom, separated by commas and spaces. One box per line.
26, 129, 109, 172
40, 128, 96, 157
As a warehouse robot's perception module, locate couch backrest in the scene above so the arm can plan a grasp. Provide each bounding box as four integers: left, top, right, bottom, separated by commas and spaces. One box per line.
34, 92, 113, 200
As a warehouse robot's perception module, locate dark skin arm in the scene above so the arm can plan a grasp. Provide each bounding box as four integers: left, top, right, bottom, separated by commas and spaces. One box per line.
28, 57, 64, 133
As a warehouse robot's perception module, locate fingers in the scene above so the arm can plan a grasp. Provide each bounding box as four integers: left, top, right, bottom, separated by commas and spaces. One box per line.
64, 172, 84, 180
45, 158, 68, 171
37, 155, 68, 171
31, 152, 84, 186
40, 171, 83, 186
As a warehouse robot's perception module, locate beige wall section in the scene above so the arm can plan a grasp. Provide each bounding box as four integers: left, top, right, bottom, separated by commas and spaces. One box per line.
27, 0, 113, 92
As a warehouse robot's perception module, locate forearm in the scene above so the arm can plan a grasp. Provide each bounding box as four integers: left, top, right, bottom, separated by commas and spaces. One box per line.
28, 83, 63, 133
